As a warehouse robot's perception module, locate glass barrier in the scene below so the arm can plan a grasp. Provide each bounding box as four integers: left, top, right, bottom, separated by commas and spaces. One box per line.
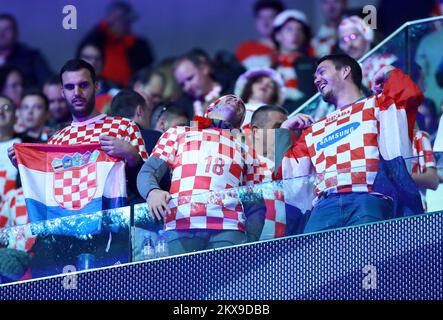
0, 206, 130, 284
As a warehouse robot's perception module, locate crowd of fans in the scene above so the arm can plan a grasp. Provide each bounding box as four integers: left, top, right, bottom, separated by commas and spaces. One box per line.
1, 0, 443, 281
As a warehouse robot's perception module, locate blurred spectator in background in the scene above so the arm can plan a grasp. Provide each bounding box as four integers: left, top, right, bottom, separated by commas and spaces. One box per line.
43, 75, 71, 133
338, 15, 398, 91
77, 41, 119, 113
0, 65, 23, 106
79, 1, 154, 87
234, 68, 284, 129
17, 90, 51, 143
416, 98, 440, 143
271, 9, 317, 113
311, 0, 348, 58
150, 103, 189, 133
157, 57, 183, 103
236, 0, 285, 70
0, 14, 52, 88
0, 95, 20, 202
173, 51, 229, 119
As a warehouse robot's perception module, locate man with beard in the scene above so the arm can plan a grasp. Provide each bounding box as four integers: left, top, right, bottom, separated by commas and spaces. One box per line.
280, 54, 424, 233
8, 59, 147, 277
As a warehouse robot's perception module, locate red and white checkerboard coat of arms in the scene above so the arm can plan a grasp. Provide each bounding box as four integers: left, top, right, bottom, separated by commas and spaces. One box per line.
53, 162, 97, 210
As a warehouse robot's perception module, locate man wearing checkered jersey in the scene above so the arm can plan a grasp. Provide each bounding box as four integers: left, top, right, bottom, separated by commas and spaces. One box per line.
281, 54, 424, 233
137, 95, 265, 255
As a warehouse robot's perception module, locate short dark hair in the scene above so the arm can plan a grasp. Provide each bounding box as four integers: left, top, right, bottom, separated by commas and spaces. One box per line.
22, 89, 49, 110
317, 54, 362, 88
150, 103, 189, 129
59, 59, 97, 84
251, 104, 288, 127
109, 89, 146, 118
253, 0, 285, 16
76, 41, 104, 62
0, 14, 18, 33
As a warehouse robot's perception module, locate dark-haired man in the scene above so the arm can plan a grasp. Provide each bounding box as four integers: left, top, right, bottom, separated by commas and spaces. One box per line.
281, 54, 424, 233
137, 95, 265, 255
8, 59, 148, 277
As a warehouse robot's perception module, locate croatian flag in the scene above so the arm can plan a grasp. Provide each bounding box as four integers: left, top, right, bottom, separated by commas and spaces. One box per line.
15, 143, 126, 222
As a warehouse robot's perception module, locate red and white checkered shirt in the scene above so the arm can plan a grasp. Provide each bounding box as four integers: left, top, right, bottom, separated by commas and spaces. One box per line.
0, 188, 35, 252
256, 156, 286, 240
48, 114, 148, 160
151, 126, 259, 231
361, 53, 398, 89
284, 69, 423, 200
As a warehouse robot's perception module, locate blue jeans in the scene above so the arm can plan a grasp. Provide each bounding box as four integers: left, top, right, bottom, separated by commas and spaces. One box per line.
304, 192, 394, 233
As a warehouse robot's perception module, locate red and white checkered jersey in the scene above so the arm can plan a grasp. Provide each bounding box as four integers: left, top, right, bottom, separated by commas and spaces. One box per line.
0, 188, 35, 252
48, 114, 148, 160
0, 138, 21, 203
412, 130, 436, 174
256, 156, 286, 240
151, 126, 259, 231
362, 53, 398, 89
283, 68, 423, 203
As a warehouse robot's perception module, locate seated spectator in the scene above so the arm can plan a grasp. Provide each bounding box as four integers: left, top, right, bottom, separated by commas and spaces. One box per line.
271, 10, 317, 113
17, 90, 51, 143
77, 41, 119, 112
173, 51, 230, 118
0, 65, 23, 106
43, 75, 72, 133
311, 0, 348, 58
234, 68, 285, 129
151, 103, 189, 133
235, 0, 285, 70
0, 13, 52, 88
78, 1, 154, 87
109, 89, 171, 205
338, 15, 398, 90
0, 95, 21, 202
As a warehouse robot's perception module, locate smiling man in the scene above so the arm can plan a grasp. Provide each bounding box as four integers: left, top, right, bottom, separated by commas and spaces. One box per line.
281, 54, 424, 233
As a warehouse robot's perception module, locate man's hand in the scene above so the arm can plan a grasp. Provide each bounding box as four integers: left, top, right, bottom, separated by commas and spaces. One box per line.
146, 189, 171, 221
372, 65, 396, 94
99, 135, 142, 168
7, 146, 17, 168
281, 113, 314, 130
